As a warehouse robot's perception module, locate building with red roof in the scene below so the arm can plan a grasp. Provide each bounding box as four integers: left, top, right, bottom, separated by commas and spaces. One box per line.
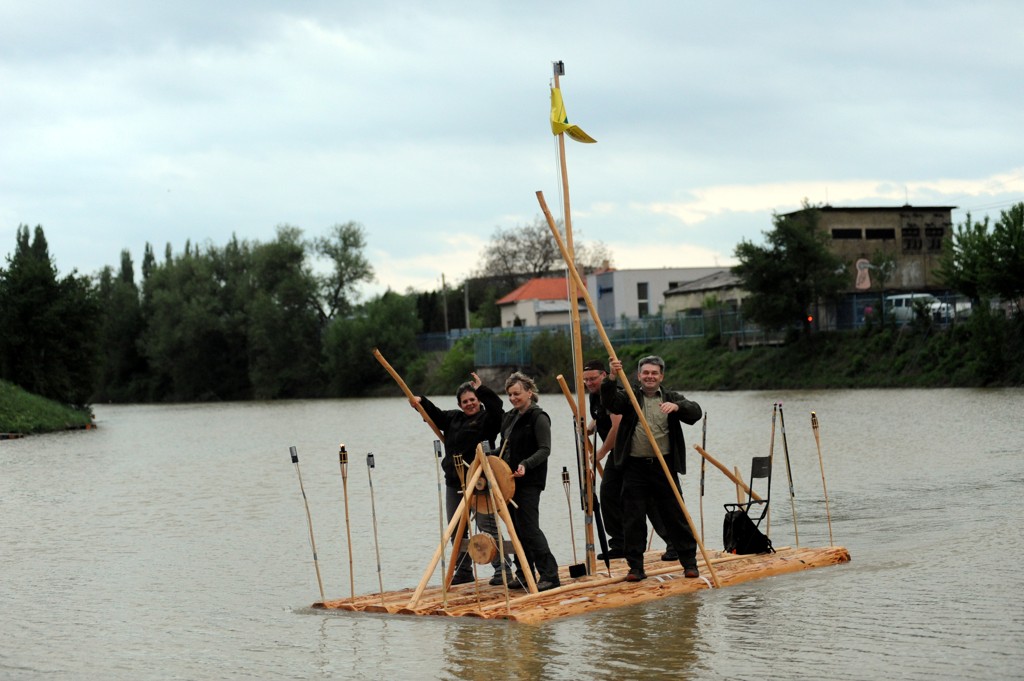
495, 277, 588, 327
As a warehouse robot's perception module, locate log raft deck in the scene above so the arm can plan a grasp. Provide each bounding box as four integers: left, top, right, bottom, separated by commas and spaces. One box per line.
314, 545, 851, 624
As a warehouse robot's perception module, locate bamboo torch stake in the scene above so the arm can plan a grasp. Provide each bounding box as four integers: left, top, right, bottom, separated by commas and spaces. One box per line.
372, 347, 445, 443
538, 190, 721, 588
289, 446, 325, 603
777, 403, 800, 547
338, 444, 355, 599
365, 452, 385, 605
561, 467, 579, 564
811, 412, 834, 546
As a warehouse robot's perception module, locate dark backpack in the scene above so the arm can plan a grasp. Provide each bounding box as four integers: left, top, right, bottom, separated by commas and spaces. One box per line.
723, 509, 775, 554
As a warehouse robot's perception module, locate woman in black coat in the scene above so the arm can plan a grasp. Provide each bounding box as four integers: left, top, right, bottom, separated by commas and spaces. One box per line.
499, 371, 560, 591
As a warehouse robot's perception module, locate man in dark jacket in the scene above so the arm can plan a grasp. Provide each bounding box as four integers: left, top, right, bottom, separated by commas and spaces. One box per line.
413, 372, 509, 585
600, 355, 702, 582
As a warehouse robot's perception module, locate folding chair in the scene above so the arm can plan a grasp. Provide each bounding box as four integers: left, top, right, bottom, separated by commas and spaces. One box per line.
723, 456, 775, 554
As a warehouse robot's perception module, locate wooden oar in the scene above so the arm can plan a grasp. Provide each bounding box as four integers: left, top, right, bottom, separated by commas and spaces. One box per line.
693, 444, 763, 502
538, 190, 721, 589
372, 347, 445, 443
811, 412, 834, 546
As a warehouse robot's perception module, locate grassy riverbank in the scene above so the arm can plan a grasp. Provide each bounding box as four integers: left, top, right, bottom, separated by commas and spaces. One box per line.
421, 312, 1024, 393
0, 380, 94, 436
612, 317, 1024, 390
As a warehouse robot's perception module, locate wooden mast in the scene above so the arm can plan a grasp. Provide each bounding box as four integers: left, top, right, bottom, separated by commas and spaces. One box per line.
551, 60, 596, 575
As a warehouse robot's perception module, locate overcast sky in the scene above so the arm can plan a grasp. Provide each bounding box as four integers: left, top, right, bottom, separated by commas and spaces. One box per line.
2, 1, 1022, 298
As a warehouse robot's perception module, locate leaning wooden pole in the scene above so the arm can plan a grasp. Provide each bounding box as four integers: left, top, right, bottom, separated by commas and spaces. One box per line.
372, 347, 445, 443
693, 444, 763, 502
811, 412, 834, 546
552, 63, 596, 576
290, 446, 326, 603
538, 191, 721, 588
777, 403, 800, 547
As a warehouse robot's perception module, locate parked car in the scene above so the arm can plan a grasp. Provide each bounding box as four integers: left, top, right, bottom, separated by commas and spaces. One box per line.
884, 293, 953, 322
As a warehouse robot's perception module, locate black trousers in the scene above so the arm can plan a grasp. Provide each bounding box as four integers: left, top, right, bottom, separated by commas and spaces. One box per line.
508, 485, 559, 582
621, 457, 696, 570
599, 461, 624, 551
603, 461, 673, 553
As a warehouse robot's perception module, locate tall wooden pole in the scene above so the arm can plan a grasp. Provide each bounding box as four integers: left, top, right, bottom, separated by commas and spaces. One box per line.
538, 191, 721, 588
553, 61, 596, 575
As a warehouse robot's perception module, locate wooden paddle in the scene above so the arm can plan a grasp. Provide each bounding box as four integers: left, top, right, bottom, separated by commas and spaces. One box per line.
372, 347, 445, 443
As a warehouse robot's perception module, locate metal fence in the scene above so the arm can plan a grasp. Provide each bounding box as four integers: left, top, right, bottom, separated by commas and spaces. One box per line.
416, 292, 979, 368
415, 311, 781, 368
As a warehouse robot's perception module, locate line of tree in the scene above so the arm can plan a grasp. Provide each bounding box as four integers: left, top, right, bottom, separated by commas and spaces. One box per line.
0, 216, 613, 405
0, 222, 405, 403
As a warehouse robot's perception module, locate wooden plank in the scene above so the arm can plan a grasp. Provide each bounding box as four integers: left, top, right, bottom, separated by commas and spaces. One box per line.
313, 545, 851, 623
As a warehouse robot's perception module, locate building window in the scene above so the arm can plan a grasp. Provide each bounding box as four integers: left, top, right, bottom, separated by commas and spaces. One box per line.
865, 228, 896, 240
902, 226, 922, 251
831, 228, 862, 239
925, 226, 945, 252
637, 282, 649, 318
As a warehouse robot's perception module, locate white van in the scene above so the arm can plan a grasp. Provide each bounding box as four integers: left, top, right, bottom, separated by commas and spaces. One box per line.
884, 293, 953, 322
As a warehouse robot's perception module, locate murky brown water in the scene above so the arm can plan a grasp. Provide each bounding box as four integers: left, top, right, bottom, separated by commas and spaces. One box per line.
3, 388, 1022, 680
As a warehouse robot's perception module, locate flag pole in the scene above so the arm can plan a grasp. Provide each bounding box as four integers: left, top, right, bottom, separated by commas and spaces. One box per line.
551, 59, 597, 576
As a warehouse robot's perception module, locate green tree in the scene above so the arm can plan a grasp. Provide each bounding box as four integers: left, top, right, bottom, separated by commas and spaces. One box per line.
938, 212, 992, 304
473, 216, 613, 292
140, 243, 250, 400
312, 222, 375, 325
0, 225, 99, 406
733, 203, 847, 335
989, 203, 1024, 314
322, 290, 420, 396
93, 250, 148, 401
246, 228, 323, 398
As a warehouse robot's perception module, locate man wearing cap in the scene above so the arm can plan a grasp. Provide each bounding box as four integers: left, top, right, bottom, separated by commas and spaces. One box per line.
601, 355, 702, 582
582, 359, 625, 559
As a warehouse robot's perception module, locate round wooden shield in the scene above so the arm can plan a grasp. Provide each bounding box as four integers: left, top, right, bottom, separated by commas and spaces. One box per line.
472, 455, 515, 513
467, 533, 498, 564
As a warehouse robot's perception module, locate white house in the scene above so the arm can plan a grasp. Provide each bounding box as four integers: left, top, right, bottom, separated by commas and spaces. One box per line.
585, 267, 723, 326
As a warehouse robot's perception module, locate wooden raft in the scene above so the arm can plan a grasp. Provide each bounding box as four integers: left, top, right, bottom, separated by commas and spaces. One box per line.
313, 545, 851, 624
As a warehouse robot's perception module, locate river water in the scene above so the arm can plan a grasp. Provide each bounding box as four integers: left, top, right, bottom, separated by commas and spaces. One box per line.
2, 388, 1023, 680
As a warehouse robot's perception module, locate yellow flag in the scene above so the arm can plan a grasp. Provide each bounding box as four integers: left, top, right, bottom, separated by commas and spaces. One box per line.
550, 87, 596, 144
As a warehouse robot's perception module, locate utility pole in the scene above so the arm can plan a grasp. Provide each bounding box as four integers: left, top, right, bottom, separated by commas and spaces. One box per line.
441, 273, 449, 335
